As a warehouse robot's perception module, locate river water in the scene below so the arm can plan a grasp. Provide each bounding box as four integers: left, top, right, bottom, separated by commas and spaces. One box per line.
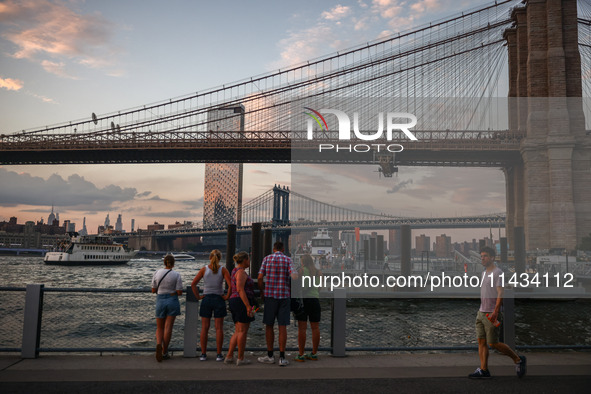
1, 255, 589, 352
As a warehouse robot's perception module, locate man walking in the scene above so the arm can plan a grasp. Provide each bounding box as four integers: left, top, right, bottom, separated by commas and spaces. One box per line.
257, 241, 297, 366
469, 246, 526, 378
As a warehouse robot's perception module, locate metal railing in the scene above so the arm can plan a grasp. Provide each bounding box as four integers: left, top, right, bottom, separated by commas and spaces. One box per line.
1, 285, 590, 357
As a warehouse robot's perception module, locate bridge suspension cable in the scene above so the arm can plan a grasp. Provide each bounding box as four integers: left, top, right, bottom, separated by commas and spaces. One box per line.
3, 0, 521, 144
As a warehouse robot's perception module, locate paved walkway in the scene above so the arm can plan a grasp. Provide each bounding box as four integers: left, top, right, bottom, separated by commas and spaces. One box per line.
1, 351, 590, 393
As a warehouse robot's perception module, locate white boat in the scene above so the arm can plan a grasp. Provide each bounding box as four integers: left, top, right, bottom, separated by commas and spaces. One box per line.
44, 233, 138, 266
164, 253, 196, 261
309, 228, 333, 256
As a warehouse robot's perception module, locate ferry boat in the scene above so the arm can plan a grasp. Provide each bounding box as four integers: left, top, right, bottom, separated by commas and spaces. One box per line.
44, 233, 138, 265
309, 228, 333, 256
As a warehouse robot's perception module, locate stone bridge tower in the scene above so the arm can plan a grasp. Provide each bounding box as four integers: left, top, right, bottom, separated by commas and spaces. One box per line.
504, 0, 591, 251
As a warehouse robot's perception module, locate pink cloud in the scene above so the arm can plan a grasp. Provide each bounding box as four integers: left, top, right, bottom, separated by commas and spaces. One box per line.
0, 76, 23, 91
0, 0, 119, 77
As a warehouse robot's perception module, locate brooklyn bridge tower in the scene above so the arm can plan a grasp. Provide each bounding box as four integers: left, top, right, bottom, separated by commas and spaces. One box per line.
503, 0, 591, 251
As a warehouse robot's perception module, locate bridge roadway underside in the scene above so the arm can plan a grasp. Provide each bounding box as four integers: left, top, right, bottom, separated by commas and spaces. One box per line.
1, 148, 521, 167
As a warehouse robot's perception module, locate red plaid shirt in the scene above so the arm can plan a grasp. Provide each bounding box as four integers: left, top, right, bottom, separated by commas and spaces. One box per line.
259, 251, 294, 299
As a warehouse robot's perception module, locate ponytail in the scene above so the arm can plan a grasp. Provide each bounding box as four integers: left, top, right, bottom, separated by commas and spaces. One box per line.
209, 249, 222, 274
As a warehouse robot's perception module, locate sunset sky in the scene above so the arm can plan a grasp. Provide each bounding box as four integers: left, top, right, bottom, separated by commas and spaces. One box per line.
0, 0, 505, 242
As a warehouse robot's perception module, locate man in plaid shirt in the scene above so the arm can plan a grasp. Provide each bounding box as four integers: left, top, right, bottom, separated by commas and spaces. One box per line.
257, 241, 297, 366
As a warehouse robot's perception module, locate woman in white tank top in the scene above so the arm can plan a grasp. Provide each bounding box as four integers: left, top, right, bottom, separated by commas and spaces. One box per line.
191, 249, 231, 361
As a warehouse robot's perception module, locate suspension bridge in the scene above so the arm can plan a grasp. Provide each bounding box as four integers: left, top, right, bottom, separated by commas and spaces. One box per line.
1, 0, 590, 251
137, 185, 505, 243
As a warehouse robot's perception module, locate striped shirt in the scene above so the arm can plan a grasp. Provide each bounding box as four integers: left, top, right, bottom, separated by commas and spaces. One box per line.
259, 251, 294, 299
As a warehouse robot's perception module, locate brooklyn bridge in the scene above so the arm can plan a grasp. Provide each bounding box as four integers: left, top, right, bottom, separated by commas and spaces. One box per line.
1, 0, 590, 251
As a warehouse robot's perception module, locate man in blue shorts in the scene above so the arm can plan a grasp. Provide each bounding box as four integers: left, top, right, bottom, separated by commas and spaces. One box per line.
469, 246, 527, 379
257, 241, 297, 366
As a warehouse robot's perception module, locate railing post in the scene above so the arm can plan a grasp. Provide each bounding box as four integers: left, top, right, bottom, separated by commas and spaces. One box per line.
503, 287, 516, 350
184, 285, 199, 357
331, 288, 346, 357
22, 284, 44, 359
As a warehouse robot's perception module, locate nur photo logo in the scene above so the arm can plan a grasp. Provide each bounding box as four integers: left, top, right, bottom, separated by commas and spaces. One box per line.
303, 107, 418, 153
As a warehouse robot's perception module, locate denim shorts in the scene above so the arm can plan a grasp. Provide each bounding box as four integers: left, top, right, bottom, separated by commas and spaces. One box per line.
199, 294, 227, 318
155, 294, 181, 318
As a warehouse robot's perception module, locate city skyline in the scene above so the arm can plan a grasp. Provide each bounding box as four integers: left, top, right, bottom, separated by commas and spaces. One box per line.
1, 0, 502, 238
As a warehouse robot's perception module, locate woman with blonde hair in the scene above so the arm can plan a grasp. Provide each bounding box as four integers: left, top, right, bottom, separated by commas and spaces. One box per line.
225, 251, 256, 366
191, 249, 231, 362
151, 254, 183, 361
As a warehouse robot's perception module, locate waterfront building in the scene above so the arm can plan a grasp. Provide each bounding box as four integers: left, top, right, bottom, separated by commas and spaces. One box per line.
62, 220, 75, 233
416, 234, 431, 254
435, 234, 452, 258
389, 228, 401, 256
203, 105, 245, 234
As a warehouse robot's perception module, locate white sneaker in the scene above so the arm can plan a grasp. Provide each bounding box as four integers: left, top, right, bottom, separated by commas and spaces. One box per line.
279, 357, 289, 366
223, 357, 234, 365
257, 355, 275, 364
236, 358, 251, 366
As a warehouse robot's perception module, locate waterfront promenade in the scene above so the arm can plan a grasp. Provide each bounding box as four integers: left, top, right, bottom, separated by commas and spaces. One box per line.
1, 351, 590, 393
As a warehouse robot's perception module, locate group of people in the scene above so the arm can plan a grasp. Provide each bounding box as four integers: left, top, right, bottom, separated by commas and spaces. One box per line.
150, 241, 321, 366
152, 243, 526, 379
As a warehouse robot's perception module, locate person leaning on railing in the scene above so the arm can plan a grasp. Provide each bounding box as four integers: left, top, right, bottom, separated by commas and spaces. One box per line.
151, 254, 183, 362
225, 251, 256, 366
191, 249, 232, 362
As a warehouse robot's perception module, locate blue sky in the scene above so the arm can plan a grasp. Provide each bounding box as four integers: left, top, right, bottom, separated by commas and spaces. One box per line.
0, 0, 505, 242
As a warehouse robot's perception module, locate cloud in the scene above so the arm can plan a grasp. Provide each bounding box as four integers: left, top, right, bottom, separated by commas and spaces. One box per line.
249, 169, 270, 175
148, 195, 168, 202
410, 0, 441, 14
0, 0, 120, 77
321, 5, 352, 21
386, 179, 413, 194
182, 198, 203, 210
40, 60, 78, 79
0, 168, 137, 211
0, 76, 23, 91
136, 191, 152, 198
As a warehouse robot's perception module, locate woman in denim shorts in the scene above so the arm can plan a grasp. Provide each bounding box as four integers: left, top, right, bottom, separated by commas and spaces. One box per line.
191, 249, 231, 362
151, 254, 183, 362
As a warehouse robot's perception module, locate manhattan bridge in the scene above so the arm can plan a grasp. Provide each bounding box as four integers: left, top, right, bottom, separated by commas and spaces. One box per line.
2, 0, 591, 250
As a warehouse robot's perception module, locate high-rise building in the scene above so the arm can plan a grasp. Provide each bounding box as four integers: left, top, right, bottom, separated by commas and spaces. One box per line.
435, 234, 452, 258
389, 228, 401, 256
131, 219, 135, 232
416, 234, 431, 253
115, 214, 123, 232
104, 214, 110, 228
203, 105, 245, 230
79, 217, 88, 236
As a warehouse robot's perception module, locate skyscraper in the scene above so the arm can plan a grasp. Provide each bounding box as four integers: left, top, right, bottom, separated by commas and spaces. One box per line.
79, 217, 88, 236
115, 214, 123, 232
203, 105, 245, 230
